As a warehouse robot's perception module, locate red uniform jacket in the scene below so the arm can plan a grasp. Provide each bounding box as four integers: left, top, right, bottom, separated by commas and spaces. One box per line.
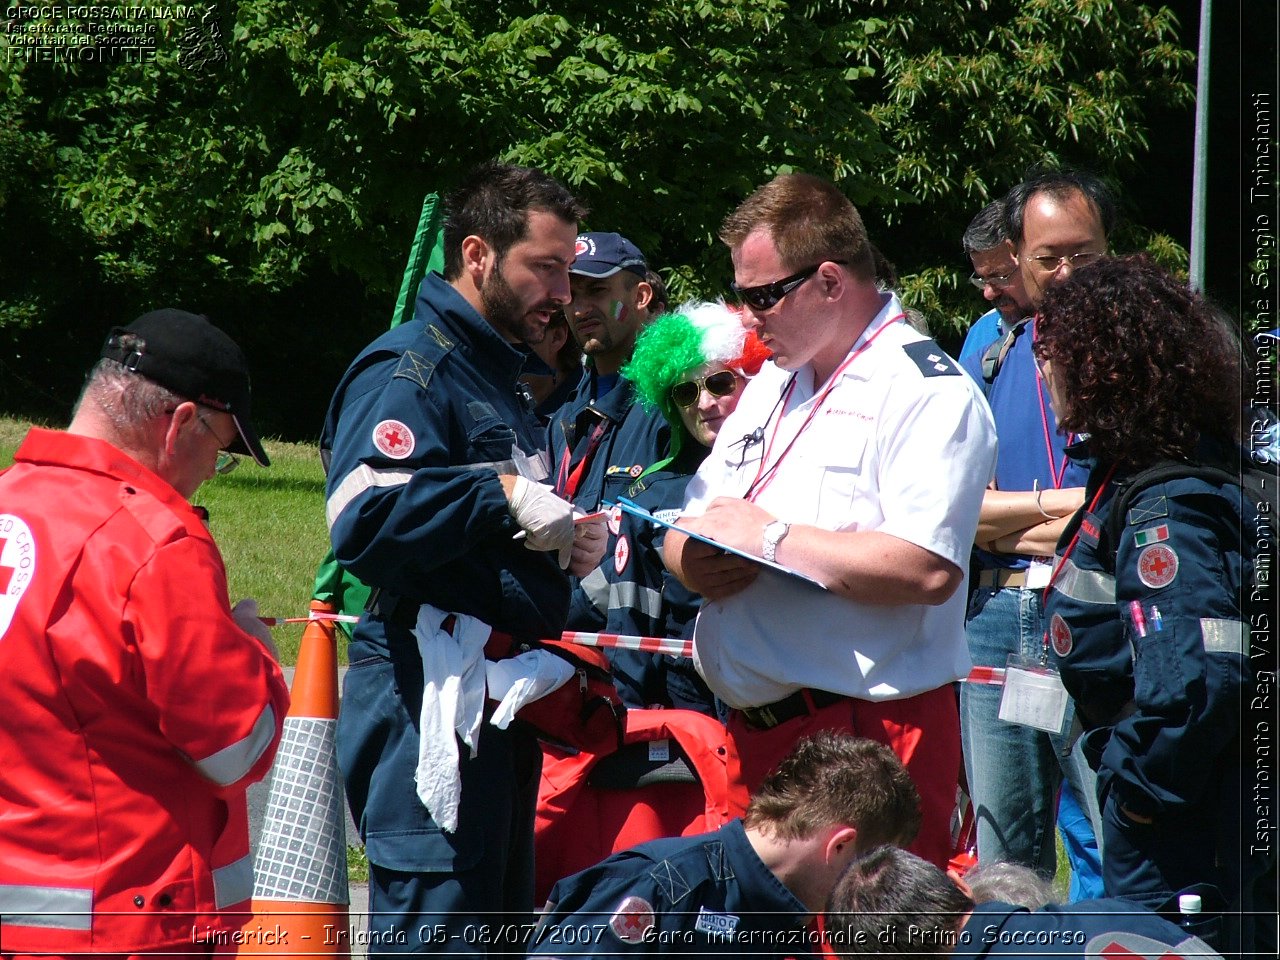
0, 429, 289, 952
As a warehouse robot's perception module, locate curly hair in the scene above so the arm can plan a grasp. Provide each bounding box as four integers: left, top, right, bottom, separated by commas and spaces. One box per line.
1035, 254, 1242, 470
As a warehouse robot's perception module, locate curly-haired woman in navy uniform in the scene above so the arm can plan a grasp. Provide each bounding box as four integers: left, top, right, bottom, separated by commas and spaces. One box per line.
1034, 254, 1270, 954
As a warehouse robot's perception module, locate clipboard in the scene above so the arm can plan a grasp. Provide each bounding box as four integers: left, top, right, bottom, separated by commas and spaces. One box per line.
612, 497, 828, 591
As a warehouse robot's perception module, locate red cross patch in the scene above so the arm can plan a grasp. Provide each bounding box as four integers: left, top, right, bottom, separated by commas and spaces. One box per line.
0, 515, 37, 641
614, 534, 631, 575
575, 236, 594, 257
1086, 929, 1199, 960
609, 895, 654, 943
1049, 613, 1073, 657
1136, 544, 1178, 589
372, 419, 415, 460
607, 504, 623, 536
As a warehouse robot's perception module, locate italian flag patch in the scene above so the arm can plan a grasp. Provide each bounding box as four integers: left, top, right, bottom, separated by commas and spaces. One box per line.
1133, 524, 1170, 547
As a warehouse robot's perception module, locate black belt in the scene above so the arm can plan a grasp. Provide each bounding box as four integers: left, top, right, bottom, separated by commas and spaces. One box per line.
737, 688, 848, 731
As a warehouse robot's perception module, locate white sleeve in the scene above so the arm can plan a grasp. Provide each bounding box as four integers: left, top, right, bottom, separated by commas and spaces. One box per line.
874, 377, 997, 567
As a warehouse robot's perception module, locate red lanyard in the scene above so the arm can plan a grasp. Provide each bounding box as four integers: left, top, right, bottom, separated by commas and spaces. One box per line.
1042, 463, 1118, 602
1031, 320, 1072, 489
745, 313, 904, 502
555, 419, 607, 501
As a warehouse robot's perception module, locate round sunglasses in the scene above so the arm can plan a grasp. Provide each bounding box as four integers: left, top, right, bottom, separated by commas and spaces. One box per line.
671, 370, 739, 408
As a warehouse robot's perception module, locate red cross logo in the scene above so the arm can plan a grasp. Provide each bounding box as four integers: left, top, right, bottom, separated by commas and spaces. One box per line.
0, 538, 13, 594
1136, 544, 1178, 589
610, 895, 654, 943
373, 420, 416, 460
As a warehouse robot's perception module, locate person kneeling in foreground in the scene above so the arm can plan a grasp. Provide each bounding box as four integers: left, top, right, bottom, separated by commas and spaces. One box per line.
530, 732, 921, 958
826, 846, 1221, 959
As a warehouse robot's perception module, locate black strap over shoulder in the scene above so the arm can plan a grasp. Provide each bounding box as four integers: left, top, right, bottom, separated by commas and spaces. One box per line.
1098, 459, 1246, 573
980, 317, 1031, 385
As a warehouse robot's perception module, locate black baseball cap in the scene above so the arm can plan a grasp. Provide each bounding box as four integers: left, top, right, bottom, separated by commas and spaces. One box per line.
101, 309, 270, 467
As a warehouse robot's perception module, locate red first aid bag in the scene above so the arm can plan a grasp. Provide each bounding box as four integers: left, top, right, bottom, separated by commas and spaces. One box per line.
486, 632, 626, 755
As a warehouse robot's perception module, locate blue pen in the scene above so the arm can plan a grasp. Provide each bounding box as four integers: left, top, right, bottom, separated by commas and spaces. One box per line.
1150, 605, 1163, 632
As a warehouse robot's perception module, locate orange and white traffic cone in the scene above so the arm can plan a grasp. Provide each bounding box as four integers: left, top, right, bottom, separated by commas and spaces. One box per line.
238, 599, 351, 957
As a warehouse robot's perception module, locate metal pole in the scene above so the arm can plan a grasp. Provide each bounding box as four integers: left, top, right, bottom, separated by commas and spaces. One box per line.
1189, 0, 1212, 291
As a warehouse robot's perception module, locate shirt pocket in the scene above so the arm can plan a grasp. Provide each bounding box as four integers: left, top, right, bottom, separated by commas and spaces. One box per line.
813, 430, 870, 528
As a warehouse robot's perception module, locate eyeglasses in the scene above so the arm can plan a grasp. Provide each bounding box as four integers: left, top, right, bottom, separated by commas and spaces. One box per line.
1022, 251, 1105, 274
195, 412, 239, 475
670, 371, 739, 408
968, 270, 1017, 290
731, 261, 846, 311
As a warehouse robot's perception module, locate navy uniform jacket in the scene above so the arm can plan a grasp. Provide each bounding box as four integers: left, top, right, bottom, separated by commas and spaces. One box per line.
954, 900, 1221, 958
319, 273, 568, 874
549, 371, 669, 630
583, 445, 714, 712
322, 273, 568, 640
531, 819, 813, 958
1044, 449, 1249, 819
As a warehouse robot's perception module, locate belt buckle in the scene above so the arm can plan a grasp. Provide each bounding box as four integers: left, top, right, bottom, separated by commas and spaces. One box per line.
756, 705, 778, 729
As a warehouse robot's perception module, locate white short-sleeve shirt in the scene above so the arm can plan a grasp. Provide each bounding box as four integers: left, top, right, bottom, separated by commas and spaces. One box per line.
682, 295, 998, 707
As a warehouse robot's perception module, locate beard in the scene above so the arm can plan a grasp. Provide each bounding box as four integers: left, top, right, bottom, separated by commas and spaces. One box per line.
480, 259, 556, 346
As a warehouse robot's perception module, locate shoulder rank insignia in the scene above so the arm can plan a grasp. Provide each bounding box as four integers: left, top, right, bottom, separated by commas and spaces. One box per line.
394, 350, 436, 390
902, 340, 961, 377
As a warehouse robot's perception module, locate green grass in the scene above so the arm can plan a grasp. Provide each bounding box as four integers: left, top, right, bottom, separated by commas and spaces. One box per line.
0, 416, 335, 665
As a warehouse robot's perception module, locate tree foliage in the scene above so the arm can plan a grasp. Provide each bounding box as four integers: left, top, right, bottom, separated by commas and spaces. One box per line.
0, 0, 1193, 437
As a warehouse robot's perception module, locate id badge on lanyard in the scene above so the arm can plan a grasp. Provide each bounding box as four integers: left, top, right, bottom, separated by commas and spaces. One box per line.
998, 654, 1069, 735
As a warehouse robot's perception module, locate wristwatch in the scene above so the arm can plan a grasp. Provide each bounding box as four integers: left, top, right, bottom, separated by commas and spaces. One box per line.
762, 520, 791, 563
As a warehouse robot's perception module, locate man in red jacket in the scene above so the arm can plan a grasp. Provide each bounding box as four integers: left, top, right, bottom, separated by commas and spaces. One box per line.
0, 309, 290, 956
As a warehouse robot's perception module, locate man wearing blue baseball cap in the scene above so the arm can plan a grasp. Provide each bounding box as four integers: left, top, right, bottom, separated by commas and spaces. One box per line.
549, 231, 671, 632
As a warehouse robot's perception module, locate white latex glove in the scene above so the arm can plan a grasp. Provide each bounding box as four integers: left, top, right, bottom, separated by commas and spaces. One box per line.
232, 598, 279, 660
507, 476, 576, 558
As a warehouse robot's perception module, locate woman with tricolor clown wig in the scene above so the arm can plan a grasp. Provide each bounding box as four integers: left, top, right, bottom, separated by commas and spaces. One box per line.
594, 300, 769, 714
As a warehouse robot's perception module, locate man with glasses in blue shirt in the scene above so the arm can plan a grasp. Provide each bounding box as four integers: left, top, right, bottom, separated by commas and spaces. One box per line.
957, 169, 1112, 896
958, 201, 1033, 362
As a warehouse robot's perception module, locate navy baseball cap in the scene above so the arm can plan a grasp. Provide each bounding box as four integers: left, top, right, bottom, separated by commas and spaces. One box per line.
101, 309, 270, 467
570, 232, 648, 279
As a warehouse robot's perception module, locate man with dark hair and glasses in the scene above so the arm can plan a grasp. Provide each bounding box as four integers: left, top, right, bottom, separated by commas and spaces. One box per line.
0, 309, 288, 955
957, 200, 1033, 361
663, 172, 997, 871
954, 170, 1114, 898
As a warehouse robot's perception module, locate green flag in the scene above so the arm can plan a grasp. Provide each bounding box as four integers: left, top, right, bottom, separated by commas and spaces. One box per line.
313, 192, 448, 633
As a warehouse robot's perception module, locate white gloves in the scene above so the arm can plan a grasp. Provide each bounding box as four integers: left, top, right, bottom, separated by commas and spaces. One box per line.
232, 598, 279, 660
507, 476, 576, 567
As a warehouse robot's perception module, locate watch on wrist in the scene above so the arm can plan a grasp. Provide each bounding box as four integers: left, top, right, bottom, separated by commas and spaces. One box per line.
762, 520, 791, 563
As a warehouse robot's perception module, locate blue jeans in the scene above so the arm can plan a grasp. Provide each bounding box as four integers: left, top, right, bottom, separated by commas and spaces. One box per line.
961, 585, 1102, 888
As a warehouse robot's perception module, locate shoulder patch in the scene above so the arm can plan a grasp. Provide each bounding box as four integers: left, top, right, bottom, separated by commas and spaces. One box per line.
1127, 495, 1168, 526
902, 340, 961, 377
425, 324, 455, 350
373, 419, 416, 459
0, 514, 37, 641
610, 895, 654, 943
704, 839, 734, 883
1136, 544, 1178, 589
393, 350, 436, 390
649, 859, 692, 904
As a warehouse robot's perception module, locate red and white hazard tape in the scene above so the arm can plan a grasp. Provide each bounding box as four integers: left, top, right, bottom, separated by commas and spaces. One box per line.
259, 612, 362, 627
560, 631, 694, 659
964, 666, 1006, 686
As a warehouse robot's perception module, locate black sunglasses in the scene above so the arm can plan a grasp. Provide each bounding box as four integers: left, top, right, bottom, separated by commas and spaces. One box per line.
671, 370, 739, 408
731, 260, 847, 310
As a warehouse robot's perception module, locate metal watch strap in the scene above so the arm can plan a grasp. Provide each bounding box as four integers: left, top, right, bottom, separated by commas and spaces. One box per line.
762, 520, 790, 563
